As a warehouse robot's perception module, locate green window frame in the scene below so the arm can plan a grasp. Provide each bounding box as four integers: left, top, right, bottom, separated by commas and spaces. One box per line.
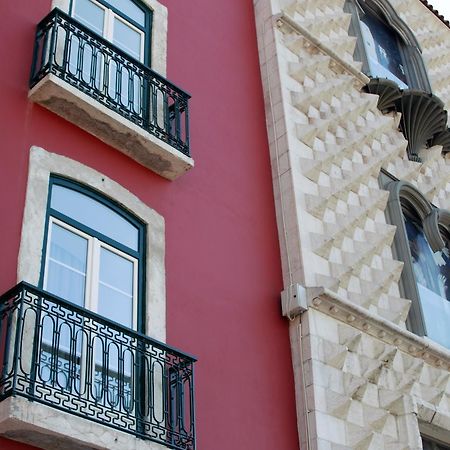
70, 0, 153, 66
39, 175, 147, 333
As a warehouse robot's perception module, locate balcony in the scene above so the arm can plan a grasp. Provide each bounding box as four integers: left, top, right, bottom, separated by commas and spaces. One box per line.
0, 282, 196, 450
29, 9, 193, 180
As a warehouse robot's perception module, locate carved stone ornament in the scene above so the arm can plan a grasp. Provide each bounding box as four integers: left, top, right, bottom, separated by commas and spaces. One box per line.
396, 90, 447, 161
362, 78, 401, 113
363, 79, 449, 161
430, 128, 450, 154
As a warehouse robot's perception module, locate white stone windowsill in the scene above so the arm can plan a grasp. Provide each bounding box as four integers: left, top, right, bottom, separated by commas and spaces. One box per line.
29, 74, 194, 181
0, 396, 169, 450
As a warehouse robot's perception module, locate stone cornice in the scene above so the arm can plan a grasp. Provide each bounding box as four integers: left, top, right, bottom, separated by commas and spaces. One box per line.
285, 285, 450, 371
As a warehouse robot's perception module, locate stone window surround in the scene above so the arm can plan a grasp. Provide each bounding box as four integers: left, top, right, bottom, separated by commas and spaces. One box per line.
18, 146, 166, 342
0, 145, 168, 450
383, 173, 450, 341
345, 0, 431, 92
51, 0, 168, 76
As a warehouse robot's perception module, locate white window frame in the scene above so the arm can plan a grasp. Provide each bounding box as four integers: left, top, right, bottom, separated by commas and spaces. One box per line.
52, 0, 167, 76
43, 216, 139, 330
72, 0, 146, 63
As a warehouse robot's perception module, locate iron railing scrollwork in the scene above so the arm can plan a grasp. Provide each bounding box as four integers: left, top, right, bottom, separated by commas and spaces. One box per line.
30, 8, 191, 157
0, 282, 196, 450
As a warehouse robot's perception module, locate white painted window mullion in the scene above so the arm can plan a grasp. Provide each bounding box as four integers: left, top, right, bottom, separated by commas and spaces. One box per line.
132, 258, 138, 330
89, 237, 101, 313
42, 218, 55, 292
105, 9, 114, 42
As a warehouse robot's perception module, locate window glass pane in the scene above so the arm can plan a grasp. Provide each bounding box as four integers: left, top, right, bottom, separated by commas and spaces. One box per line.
404, 218, 444, 296
107, 0, 146, 26
74, 0, 106, 36
418, 284, 450, 348
404, 215, 450, 348
113, 18, 142, 61
51, 184, 139, 251
97, 247, 134, 328
46, 223, 88, 307
360, 12, 408, 88
434, 245, 450, 301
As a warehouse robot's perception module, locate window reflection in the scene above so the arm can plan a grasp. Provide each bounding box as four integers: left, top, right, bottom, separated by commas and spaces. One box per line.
51, 184, 139, 251
360, 9, 408, 88
404, 215, 449, 300
403, 208, 450, 348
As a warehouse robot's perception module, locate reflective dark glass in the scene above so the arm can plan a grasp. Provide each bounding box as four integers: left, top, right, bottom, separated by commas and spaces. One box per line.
361, 12, 408, 86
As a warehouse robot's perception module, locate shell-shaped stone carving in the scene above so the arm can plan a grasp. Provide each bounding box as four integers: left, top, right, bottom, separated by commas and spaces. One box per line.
430, 128, 450, 154
362, 78, 402, 113
396, 91, 448, 162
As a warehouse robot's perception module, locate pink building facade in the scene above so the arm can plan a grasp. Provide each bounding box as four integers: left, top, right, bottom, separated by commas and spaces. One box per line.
0, 0, 299, 449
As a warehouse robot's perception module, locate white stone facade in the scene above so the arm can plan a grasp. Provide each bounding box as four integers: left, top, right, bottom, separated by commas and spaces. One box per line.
254, 0, 450, 448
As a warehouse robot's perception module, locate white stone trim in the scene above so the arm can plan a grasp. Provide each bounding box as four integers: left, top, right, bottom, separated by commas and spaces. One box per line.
51, 0, 168, 76
286, 286, 450, 371
18, 146, 166, 342
0, 396, 168, 450
29, 75, 194, 181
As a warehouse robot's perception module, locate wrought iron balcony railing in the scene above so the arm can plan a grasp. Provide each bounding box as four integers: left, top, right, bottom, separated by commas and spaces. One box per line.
0, 282, 196, 450
30, 8, 190, 157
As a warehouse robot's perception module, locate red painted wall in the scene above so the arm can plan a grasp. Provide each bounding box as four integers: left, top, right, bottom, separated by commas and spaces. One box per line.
0, 0, 299, 449
0, 439, 41, 450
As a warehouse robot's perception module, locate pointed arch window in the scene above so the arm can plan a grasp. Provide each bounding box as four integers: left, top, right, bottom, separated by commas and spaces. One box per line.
346, 0, 431, 91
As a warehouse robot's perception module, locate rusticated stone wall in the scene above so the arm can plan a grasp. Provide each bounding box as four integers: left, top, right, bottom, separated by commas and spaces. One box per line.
254, 0, 450, 447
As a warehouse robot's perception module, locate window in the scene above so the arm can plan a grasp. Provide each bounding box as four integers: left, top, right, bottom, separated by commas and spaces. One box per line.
69, 0, 152, 115
359, 10, 407, 88
346, 0, 430, 91
8, 148, 196, 449
38, 177, 145, 404
18, 146, 166, 342
41, 177, 145, 331
50, 0, 167, 75
402, 202, 450, 348
383, 175, 450, 349
29, 0, 193, 180
72, 0, 151, 65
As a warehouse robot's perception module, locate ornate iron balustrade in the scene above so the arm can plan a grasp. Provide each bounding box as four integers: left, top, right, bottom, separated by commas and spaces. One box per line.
30, 8, 190, 156
0, 282, 196, 450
